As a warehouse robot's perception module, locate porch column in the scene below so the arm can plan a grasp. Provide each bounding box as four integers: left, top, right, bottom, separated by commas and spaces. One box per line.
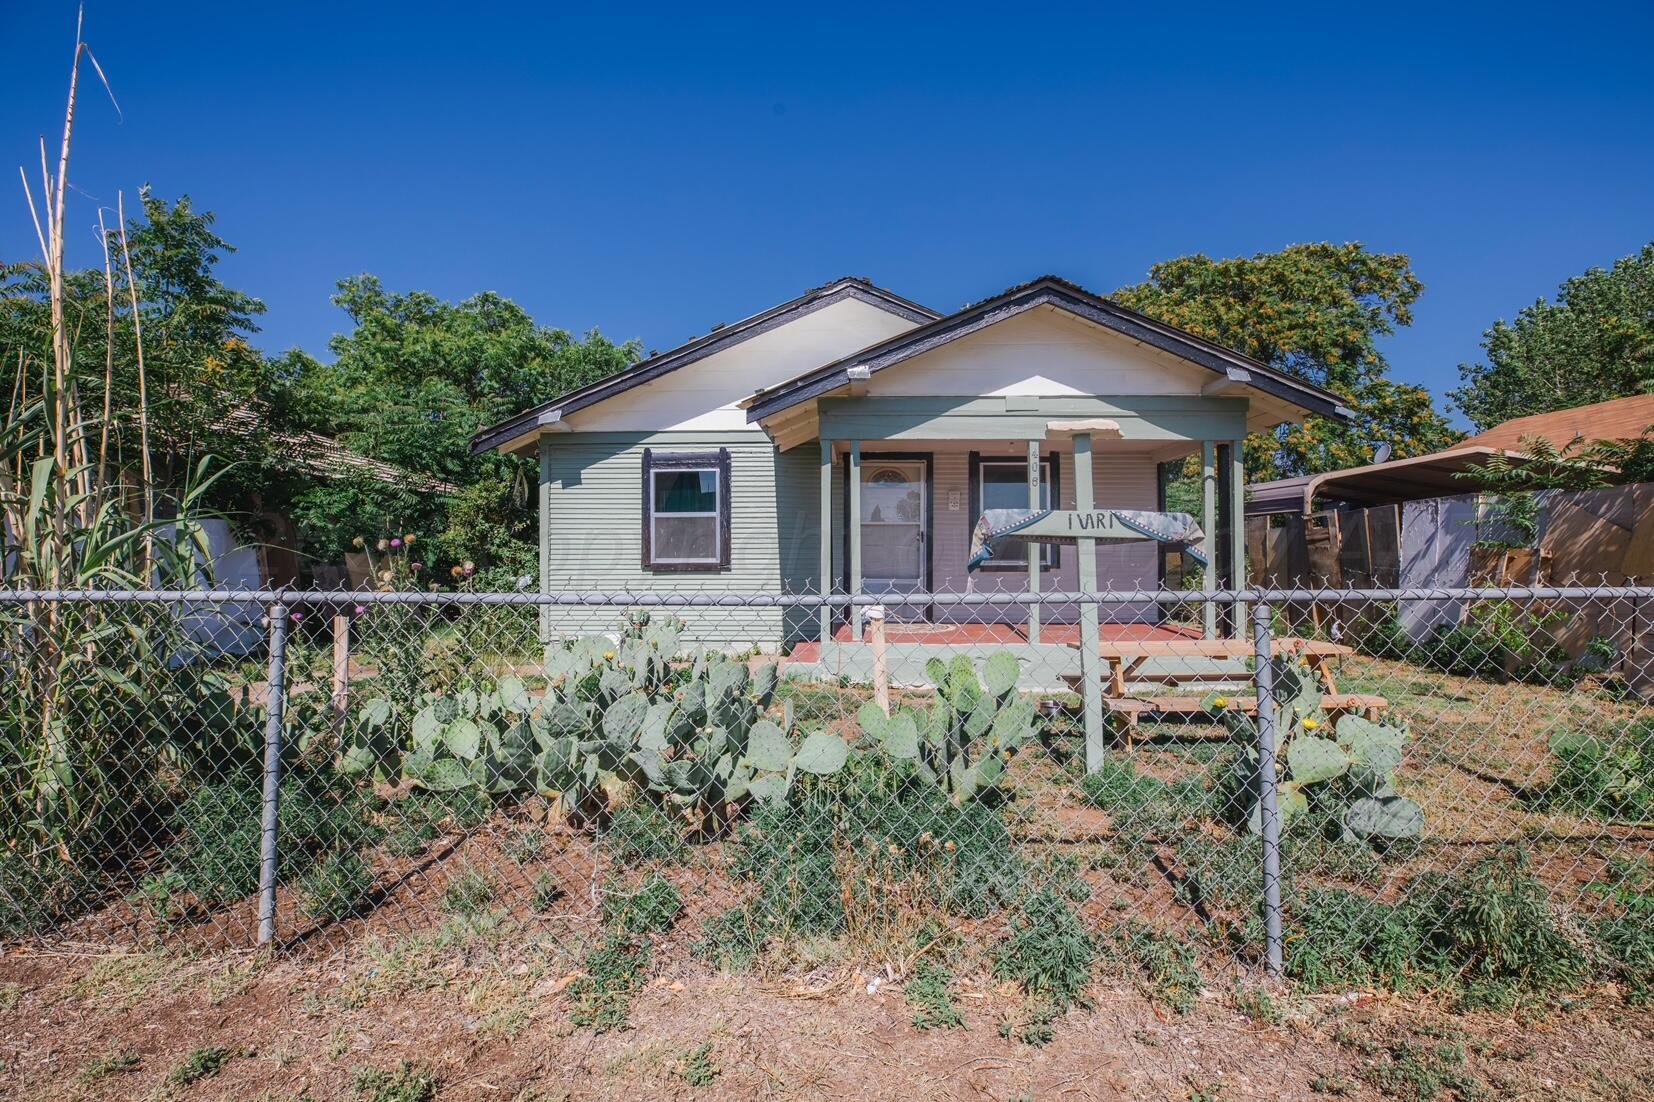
1200, 441, 1218, 639
1026, 439, 1041, 644
848, 440, 862, 640
819, 438, 833, 648
1072, 431, 1106, 771
1229, 438, 1248, 638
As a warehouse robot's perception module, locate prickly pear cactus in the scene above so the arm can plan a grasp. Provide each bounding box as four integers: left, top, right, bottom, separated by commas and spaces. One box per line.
1211, 659, 1422, 845
860, 651, 1037, 804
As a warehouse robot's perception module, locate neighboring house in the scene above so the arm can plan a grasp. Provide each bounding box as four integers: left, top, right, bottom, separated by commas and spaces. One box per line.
472, 275, 1349, 681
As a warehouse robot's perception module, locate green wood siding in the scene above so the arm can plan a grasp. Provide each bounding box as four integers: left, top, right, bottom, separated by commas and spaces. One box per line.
540, 432, 807, 648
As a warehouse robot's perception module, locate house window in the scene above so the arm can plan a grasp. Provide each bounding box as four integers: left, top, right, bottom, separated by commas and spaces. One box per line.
969, 453, 1060, 570
641, 449, 731, 570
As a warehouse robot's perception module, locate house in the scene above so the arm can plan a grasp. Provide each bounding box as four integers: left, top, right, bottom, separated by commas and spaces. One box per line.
472, 275, 1350, 684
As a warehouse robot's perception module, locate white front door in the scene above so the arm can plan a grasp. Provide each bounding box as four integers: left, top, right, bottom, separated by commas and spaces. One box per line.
860, 460, 928, 618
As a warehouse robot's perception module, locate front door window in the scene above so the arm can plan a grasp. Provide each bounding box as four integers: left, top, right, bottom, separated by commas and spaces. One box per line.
860, 462, 926, 601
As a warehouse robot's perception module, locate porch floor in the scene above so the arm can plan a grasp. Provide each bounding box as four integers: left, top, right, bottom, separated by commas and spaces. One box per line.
787, 620, 1201, 663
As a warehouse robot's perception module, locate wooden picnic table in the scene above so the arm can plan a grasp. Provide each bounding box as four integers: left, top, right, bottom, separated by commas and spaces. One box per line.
1062, 635, 1386, 744
1088, 636, 1356, 696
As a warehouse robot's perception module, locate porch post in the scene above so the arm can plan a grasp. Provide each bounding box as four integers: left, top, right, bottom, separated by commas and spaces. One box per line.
819, 438, 833, 648
1229, 438, 1248, 638
1200, 440, 1218, 639
1072, 431, 1106, 772
1026, 438, 1041, 644
849, 440, 862, 640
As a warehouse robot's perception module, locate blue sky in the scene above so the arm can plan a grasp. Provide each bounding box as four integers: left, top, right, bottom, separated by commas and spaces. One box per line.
5, 1, 1652, 427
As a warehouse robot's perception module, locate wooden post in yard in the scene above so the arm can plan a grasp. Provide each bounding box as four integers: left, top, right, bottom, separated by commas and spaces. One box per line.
1048, 418, 1124, 774
867, 604, 890, 716
331, 612, 351, 739
1201, 440, 1218, 639
1027, 439, 1042, 644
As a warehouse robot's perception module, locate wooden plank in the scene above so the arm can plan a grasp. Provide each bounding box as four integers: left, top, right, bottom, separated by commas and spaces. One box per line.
1368, 504, 1402, 586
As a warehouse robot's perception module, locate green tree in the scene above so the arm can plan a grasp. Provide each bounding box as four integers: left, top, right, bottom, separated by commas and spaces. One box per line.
1114, 242, 1460, 478
285, 277, 637, 569
3, 189, 283, 517
1451, 243, 1654, 431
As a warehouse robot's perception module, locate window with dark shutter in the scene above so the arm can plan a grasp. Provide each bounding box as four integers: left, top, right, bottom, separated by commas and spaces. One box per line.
641, 448, 732, 570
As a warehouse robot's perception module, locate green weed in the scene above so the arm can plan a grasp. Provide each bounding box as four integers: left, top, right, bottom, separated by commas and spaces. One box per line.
439, 866, 495, 916
694, 907, 763, 972
568, 935, 650, 1033
298, 849, 376, 921
78, 1049, 139, 1082
503, 829, 546, 865
995, 888, 1094, 1039
1106, 921, 1202, 1015
676, 1041, 718, 1087
167, 1045, 233, 1086
530, 872, 564, 913
602, 873, 682, 934
906, 962, 965, 1030
602, 800, 688, 866
353, 1060, 438, 1102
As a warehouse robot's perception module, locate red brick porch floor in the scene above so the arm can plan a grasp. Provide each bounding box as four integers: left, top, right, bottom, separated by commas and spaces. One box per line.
787, 620, 1200, 663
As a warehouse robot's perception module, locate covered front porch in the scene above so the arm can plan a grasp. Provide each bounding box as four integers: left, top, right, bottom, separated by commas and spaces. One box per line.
784, 406, 1254, 685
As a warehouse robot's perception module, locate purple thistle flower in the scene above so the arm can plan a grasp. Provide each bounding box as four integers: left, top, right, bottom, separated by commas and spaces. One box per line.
391, 538, 403, 549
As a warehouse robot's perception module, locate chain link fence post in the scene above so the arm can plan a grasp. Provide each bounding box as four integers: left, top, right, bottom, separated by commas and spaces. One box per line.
257, 599, 289, 947
1251, 599, 1284, 978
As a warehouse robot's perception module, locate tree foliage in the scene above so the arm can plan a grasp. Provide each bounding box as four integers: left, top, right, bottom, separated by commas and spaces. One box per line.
281, 276, 638, 566
1452, 244, 1654, 432
1114, 242, 1460, 478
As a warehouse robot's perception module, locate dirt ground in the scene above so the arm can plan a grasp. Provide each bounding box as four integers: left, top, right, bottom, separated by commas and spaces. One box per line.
5, 929, 1654, 1102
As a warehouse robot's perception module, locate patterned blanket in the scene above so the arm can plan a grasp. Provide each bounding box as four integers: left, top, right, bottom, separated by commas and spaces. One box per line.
967, 508, 1209, 571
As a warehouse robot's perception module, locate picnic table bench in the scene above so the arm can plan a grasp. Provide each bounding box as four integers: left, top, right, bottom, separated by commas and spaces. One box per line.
1058, 635, 1388, 745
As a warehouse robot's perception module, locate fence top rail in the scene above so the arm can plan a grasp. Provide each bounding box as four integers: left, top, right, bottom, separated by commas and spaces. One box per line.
2, 585, 1652, 607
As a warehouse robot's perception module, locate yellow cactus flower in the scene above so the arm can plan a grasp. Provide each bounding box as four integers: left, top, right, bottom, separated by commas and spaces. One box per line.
1302, 718, 1320, 731
1212, 696, 1229, 709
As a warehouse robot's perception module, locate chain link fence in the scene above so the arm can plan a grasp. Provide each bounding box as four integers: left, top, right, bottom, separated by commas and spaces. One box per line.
2, 584, 1651, 1010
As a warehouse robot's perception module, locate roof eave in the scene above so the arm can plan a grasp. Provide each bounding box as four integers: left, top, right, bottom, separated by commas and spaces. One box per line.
470, 277, 938, 456
746, 278, 1353, 425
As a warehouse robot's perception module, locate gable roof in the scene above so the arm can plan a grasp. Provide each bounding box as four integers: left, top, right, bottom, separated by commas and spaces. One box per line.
741, 275, 1355, 424
470, 276, 938, 454
1461, 393, 1654, 453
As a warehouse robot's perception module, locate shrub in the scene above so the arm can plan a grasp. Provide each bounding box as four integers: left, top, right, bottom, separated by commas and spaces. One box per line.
166, 777, 378, 905
299, 850, 376, 921
1416, 603, 1571, 685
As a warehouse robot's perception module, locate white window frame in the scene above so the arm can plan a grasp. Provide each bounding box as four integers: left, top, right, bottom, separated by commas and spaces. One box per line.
977, 456, 1056, 569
